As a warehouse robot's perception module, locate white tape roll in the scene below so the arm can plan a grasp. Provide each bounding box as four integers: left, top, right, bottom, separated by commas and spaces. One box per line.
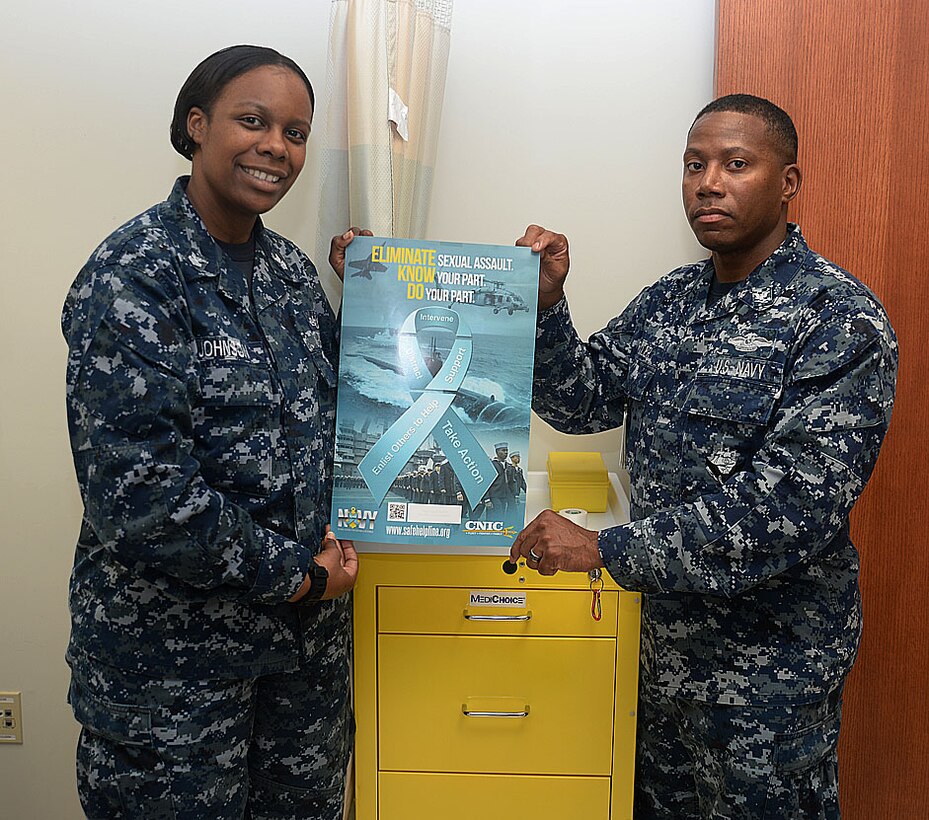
558, 507, 589, 527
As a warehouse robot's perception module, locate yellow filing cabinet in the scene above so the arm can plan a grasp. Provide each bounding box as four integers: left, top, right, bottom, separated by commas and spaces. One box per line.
352, 553, 641, 820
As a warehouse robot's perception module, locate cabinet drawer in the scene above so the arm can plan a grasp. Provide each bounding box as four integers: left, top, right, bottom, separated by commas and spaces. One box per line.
378, 634, 616, 775
378, 771, 610, 818
378, 586, 617, 637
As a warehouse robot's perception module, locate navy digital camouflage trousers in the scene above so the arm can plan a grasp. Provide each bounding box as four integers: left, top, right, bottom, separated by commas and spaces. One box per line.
68, 626, 352, 819
634, 677, 843, 819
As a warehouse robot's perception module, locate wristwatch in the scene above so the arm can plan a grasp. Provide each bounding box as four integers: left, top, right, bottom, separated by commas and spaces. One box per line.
300, 560, 330, 605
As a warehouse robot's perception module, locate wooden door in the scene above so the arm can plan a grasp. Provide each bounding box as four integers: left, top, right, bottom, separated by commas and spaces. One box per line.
715, 2, 929, 816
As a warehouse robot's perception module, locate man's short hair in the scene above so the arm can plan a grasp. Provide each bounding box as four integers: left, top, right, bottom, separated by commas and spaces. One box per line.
692, 93, 798, 164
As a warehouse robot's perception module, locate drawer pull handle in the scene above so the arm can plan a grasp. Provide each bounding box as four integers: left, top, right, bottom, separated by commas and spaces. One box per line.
463, 611, 532, 622
462, 705, 530, 718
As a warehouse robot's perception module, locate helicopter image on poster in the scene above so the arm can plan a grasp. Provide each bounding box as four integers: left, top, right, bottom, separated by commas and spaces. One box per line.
466, 280, 531, 314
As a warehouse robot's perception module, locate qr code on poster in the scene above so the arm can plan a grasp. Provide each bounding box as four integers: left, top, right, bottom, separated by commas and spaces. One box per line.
387, 502, 407, 522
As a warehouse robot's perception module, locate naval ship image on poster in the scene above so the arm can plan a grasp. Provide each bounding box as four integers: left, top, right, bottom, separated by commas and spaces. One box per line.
331, 236, 539, 548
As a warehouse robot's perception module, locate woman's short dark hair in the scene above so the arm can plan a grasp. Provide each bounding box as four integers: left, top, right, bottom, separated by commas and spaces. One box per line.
170, 44, 315, 160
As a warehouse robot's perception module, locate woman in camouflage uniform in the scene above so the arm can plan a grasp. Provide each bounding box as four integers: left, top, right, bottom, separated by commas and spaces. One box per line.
62, 45, 365, 819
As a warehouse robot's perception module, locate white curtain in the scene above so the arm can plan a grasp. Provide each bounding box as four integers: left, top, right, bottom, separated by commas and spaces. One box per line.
316, 0, 454, 261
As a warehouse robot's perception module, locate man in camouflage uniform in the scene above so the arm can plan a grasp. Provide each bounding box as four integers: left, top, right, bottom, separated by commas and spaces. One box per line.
511, 95, 897, 818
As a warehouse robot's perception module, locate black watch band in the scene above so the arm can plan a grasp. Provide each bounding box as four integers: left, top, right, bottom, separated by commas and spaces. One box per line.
300, 560, 329, 605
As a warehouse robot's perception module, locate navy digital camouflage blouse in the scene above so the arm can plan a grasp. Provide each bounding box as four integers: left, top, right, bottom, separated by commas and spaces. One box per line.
62, 178, 343, 678
533, 226, 897, 705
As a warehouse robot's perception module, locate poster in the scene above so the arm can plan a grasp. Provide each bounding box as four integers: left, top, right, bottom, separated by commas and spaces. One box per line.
331, 236, 539, 547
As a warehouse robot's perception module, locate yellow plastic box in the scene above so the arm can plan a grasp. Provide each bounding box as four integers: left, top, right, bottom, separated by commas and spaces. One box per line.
546, 451, 611, 513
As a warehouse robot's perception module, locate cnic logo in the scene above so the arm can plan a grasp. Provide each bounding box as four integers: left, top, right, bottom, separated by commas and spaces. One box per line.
337, 507, 378, 531
463, 521, 517, 539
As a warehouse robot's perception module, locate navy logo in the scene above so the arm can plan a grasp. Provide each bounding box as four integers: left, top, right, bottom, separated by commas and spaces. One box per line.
337, 506, 379, 531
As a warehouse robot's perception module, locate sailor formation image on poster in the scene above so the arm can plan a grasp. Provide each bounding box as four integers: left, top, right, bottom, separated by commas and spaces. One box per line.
331, 236, 540, 548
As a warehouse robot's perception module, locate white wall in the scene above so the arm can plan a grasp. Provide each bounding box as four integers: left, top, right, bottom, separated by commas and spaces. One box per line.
427, 0, 715, 470
0, 1, 713, 816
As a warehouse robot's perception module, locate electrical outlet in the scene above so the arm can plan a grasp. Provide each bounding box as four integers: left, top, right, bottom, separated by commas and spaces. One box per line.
0, 692, 23, 744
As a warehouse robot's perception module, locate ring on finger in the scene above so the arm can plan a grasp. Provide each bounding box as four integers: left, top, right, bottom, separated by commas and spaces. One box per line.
528, 548, 542, 563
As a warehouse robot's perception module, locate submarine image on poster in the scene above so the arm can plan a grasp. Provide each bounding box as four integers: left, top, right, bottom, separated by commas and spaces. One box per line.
354, 337, 522, 425
348, 243, 389, 279
464, 280, 531, 315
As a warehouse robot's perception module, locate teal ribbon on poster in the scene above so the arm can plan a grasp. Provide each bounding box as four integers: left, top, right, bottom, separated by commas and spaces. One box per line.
358, 308, 496, 507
